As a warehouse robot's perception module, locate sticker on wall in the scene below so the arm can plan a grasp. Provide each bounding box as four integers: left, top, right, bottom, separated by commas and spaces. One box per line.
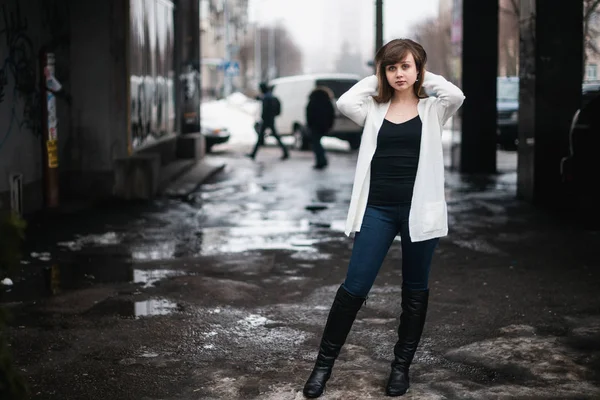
44, 53, 61, 142
47, 92, 58, 141
46, 140, 58, 168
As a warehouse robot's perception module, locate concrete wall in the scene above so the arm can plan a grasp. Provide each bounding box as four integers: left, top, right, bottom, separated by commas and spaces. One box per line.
460, 0, 498, 173
67, 0, 129, 198
0, 0, 201, 212
0, 0, 71, 212
518, 0, 583, 205
0, 0, 129, 212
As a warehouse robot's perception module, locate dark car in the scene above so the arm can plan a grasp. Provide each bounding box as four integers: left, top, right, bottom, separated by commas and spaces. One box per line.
560, 82, 600, 207
496, 76, 519, 150
582, 81, 600, 107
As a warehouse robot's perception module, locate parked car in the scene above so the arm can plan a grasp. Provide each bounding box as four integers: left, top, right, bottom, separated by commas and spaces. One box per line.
560, 83, 600, 203
201, 118, 230, 153
267, 73, 363, 150
582, 80, 600, 107
497, 76, 520, 150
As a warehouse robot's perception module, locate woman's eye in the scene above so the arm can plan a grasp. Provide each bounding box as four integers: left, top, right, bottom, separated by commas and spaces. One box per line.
388, 66, 396, 71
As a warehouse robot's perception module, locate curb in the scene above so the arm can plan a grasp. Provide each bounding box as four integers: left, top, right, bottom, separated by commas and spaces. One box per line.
163, 160, 227, 198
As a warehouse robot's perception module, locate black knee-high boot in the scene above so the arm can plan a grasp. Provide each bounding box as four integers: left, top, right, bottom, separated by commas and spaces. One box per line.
303, 285, 366, 398
385, 288, 429, 397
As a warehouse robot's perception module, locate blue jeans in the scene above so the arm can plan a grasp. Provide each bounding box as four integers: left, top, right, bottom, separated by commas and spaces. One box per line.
343, 204, 439, 298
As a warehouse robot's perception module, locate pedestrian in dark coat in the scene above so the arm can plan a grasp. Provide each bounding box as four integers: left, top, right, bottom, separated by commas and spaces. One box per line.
248, 82, 289, 160
306, 87, 335, 169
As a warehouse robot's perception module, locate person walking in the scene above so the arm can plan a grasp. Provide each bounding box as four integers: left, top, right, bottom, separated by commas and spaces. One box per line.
306, 86, 335, 169
248, 82, 289, 160
302, 38, 465, 398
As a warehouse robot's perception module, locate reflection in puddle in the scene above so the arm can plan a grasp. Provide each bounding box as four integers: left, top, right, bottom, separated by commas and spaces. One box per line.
134, 299, 178, 317
133, 269, 186, 288
57, 232, 121, 251
199, 220, 317, 254
86, 298, 180, 318
131, 242, 176, 261
329, 220, 346, 232
30, 252, 52, 261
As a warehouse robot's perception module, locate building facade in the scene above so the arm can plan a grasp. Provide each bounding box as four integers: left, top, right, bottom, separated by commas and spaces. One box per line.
199, 0, 249, 99
0, 0, 200, 214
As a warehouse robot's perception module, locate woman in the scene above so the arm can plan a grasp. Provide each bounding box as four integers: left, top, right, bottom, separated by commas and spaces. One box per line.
306, 86, 335, 169
302, 39, 465, 398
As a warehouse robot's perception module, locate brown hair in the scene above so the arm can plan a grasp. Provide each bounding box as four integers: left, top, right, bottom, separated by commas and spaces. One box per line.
373, 39, 428, 103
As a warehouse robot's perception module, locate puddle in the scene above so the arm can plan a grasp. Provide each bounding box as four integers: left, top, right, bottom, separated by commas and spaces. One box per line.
1, 261, 186, 303
133, 269, 187, 288
290, 239, 319, 247
131, 242, 177, 261
57, 232, 121, 251
134, 299, 179, 317
329, 220, 346, 233
198, 220, 319, 254
30, 252, 52, 261
86, 298, 181, 318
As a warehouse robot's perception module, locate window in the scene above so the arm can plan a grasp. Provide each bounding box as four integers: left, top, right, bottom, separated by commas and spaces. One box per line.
315, 79, 358, 99
497, 78, 519, 102
586, 64, 598, 81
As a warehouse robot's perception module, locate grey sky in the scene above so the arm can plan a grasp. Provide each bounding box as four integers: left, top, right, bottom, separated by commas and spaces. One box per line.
248, 0, 440, 74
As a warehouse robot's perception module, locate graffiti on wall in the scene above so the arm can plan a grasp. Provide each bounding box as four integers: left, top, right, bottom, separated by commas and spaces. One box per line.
0, 1, 39, 150
0, 0, 70, 152
130, 0, 176, 150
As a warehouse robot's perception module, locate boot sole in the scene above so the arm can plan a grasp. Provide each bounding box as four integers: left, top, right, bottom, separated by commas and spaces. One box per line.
385, 387, 408, 397
303, 387, 325, 398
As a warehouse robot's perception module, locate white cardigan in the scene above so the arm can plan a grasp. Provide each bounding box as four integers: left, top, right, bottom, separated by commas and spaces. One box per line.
336, 72, 465, 242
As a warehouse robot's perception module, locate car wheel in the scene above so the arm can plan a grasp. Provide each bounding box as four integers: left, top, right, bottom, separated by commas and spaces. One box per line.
293, 126, 311, 151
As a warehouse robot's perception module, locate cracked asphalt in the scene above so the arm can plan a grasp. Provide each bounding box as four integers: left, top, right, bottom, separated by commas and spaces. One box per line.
2, 141, 600, 400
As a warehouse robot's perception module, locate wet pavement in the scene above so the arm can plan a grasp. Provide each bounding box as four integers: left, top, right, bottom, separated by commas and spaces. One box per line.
2, 142, 600, 399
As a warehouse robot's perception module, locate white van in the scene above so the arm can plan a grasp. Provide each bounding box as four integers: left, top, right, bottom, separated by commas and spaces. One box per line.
267, 73, 363, 150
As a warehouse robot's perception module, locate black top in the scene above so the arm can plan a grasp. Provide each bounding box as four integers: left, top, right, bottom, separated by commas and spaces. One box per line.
367, 116, 422, 206
261, 92, 280, 123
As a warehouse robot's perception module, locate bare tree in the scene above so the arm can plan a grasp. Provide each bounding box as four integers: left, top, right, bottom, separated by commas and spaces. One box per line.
584, 0, 600, 69
335, 41, 370, 77
239, 24, 303, 90
499, 0, 600, 78
499, 0, 519, 76
410, 13, 452, 78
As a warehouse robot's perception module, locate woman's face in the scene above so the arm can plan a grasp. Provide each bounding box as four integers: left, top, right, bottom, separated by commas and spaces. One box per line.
384, 51, 419, 93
